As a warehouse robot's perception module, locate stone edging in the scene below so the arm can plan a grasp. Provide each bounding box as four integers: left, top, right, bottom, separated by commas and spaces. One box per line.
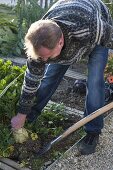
0, 158, 31, 170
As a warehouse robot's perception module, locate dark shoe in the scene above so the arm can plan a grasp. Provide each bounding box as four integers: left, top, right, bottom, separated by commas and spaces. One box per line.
77, 132, 99, 155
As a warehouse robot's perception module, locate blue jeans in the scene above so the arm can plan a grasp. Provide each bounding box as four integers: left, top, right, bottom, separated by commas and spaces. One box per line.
30, 45, 108, 133
84, 45, 108, 133
28, 64, 69, 121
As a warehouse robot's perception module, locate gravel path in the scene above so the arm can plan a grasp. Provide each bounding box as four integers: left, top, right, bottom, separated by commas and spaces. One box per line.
47, 111, 113, 170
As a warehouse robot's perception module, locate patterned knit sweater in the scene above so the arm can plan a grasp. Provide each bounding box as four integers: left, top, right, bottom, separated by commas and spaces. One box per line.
18, 0, 113, 115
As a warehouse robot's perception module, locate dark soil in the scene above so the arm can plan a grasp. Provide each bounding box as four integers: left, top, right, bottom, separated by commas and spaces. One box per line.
51, 74, 85, 111
69, 59, 88, 75
51, 59, 87, 111
51, 76, 86, 111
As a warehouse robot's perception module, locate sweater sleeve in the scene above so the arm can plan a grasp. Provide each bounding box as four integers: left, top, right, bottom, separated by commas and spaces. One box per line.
17, 58, 45, 115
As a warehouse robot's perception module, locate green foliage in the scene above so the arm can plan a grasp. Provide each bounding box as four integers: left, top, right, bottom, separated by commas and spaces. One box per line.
0, 59, 26, 120
0, 4, 18, 56
29, 103, 69, 139
13, 0, 45, 56
0, 1, 113, 57
0, 1, 45, 57
0, 124, 15, 157
0, 60, 69, 158
105, 52, 113, 78
0, 59, 26, 157
103, 0, 113, 17
0, 58, 83, 168
51, 150, 62, 159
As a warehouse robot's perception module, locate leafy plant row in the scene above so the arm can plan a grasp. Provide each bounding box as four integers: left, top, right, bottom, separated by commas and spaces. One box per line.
0, 59, 26, 119
0, 59, 26, 157
0, 2, 44, 57
0, 59, 70, 159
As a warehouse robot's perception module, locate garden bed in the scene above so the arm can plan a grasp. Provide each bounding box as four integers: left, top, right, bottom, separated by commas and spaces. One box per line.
2, 53, 113, 169
9, 70, 86, 170
1, 51, 113, 170
9, 111, 84, 170
51, 76, 85, 111
0, 58, 86, 170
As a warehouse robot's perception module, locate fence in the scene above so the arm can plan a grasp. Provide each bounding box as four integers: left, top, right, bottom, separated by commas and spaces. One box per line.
38, 0, 56, 9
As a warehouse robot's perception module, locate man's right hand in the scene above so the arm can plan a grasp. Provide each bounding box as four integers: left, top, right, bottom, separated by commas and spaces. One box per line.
11, 113, 27, 129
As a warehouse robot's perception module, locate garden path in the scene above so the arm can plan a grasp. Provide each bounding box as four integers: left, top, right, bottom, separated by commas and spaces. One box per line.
47, 111, 113, 170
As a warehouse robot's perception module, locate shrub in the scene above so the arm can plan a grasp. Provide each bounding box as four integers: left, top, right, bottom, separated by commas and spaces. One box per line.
105, 51, 113, 78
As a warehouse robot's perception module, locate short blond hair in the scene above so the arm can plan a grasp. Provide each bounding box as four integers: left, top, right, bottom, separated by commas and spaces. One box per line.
24, 19, 62, 59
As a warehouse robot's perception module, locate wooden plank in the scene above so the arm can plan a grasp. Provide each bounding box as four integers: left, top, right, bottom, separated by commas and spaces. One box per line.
65, 69, 87, 80
0, 161, 16, 170
46, 100, 84, 117
0, 158, 31, 170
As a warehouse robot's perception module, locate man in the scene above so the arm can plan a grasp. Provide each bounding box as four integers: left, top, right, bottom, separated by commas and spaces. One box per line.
11, 0, 113, 155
